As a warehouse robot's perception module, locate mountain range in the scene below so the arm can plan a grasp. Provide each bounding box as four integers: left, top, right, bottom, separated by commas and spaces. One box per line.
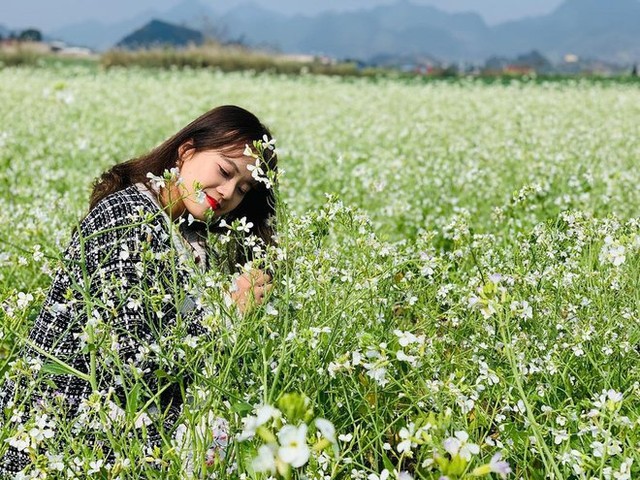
116, 19, 204, 49
38, 0, 640, 63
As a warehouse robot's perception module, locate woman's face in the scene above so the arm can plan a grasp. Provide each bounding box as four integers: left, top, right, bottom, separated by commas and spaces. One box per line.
169, 145, 257, 221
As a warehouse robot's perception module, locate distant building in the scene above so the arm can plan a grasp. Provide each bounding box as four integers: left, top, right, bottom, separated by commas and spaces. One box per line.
564, 53, 579, 63
56, 45, 94, 57
503, 65, 535, 76
368, 52, 441, 73
512, 50, 553, 74
0, 37, 94, 58
482, 50, 552, 75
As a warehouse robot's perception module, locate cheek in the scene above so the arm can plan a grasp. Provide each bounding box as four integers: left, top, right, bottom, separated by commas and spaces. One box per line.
179, 163, 211, 192
178, 165, 195, 188
228, 197, 243, 212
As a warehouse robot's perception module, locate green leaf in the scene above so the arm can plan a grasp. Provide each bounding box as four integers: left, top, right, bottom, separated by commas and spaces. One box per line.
41, 361, 86, 378
126, 383, 141, 416
381, 449, 395, 473
231, 401, 253, 415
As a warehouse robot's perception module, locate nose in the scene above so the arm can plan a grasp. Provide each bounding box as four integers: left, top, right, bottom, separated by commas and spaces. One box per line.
217, 180, 235, 200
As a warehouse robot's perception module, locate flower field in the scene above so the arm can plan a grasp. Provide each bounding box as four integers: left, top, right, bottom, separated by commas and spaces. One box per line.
0, 66, 639, 479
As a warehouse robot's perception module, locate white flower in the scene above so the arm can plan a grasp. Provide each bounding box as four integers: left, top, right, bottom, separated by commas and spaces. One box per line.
396, 350, 418, 366
364, 364, 388, 386
368, 470, 390, 480
119, 244, 130, 261
237, 404, 281, 441
243, 143, 256, 157
28, 414, 56, 444
393, 330, 424, 347
606, 389, 623, 403
236, 216, 254, 233
256, 404, 280, 425
28, 425, 55, 443
315, 418, 336, 444
168, 167, 183, 185
352, 351, 362, 365
277, 423, 310, 468
195, 187, 206, 204
32, 245, 44, 262
397, 423, 415, 454
339, 433, 354, 442
107, 401, 125, 424
46, 452, 64, 471
127, 297, 141, 311
7, 426, 31, 452
252, 444, 276, 473
591, 441, 604, 458
247, 158, 265, 178
135, 412, 152, 428
600, 236, 626, 267
247, 158, 273, 189
146, 172, 166, 190
88, 459, 104, 474
262, 134, 276, 150
265, 303, 279, 316
553, 429, 569, 444
489, 273, 503, 283
489, 453, 511, 477
10, 410, 24, 424
510, 300, 533, 320
613, 458, 633, 480
16, 292, 34, 309
443, 431, 479, 460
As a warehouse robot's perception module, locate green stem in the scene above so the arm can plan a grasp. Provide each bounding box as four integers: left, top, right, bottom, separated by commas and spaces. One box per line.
22, 337, 91, 383
497, 311, 562, 479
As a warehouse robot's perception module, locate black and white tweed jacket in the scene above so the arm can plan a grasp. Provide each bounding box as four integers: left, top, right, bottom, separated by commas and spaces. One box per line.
0, 185, 212, 476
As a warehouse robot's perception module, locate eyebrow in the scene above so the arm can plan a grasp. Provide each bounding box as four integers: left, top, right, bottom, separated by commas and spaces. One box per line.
221, 155, 239, 174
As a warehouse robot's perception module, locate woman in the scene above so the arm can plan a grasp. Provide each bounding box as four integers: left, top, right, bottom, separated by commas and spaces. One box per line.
0, 105, 277, 476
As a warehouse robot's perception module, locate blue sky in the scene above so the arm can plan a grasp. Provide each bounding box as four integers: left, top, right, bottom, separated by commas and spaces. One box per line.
1, 0, 565, 30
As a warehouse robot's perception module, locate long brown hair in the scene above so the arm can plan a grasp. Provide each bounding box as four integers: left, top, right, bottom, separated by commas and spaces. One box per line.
90, 105, 278, 267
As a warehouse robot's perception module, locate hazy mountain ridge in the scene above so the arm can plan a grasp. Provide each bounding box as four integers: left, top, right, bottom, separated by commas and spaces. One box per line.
217, 2, 490, 59
490, 0, 640, 61
116, 19, 204, 49
41, 0, 640, 63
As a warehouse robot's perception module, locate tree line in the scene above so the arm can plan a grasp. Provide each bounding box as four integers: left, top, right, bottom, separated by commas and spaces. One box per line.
0, 29, 43, 42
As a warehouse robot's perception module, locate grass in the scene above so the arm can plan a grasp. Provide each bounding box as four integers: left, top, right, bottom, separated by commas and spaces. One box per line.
100, 43, 367, 77
0, 65, 638, 479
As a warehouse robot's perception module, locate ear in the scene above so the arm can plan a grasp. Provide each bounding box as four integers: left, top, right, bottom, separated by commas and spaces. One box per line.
177, 140, 195, 166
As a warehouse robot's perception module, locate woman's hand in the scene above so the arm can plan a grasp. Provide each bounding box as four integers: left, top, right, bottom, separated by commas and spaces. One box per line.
230, 268, 273, 314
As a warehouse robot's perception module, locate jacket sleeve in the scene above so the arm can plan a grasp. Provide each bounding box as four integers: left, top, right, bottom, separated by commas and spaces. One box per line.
69, 198, 213, 412
22, 196, 210, 443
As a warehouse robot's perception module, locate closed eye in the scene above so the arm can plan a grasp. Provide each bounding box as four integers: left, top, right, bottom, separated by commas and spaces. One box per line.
219, 167, 230, 178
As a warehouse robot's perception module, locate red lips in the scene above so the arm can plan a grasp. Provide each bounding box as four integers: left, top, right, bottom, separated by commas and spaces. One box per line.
205, 193, 220, 210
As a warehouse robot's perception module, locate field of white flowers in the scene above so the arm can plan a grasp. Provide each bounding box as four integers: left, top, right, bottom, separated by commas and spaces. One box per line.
0, 66, 639, 479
